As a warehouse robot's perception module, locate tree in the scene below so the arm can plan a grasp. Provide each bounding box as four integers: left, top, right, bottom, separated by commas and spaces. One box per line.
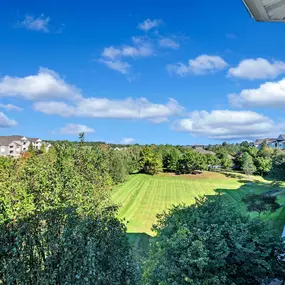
242, 194, 280, 217
139, 146, 163, 175
269, 152, 285, 181
247, 146, 258, 158
240, 141, 250, 148
176, 151, 207, 174
163, 148, 181, 172
255, 156, 272, 176
241, 152, 256, 175
216, 149, 233, 170
108, 150, 128, 183
258, 144, 274, 159
28, 143, 35, 155
0, 142, 139, 284
144, 196, 285, 285
40, 143, 46, 154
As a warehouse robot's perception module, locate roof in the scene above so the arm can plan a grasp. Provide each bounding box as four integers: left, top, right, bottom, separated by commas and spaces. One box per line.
243, 0, 285, 22
13, 141, 22, 146
255, 138, 276, 144
277, 134, 285, 141
194, 148, 215, 155
0, 136, 23, 146
0, 136, 41, 146
28, 138, 41, 142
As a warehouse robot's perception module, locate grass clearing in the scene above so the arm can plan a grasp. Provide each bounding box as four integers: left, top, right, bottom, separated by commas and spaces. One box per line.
112, 172, 285, 236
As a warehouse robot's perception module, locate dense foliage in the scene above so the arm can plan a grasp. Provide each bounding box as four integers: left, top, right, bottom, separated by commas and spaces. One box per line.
144, 196, 285, 285
0, 142, 139, 284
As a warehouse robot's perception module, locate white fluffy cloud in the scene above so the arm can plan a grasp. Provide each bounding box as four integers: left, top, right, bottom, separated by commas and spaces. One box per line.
121, 138, 136, 144
167, 55, 228, 76
59, 124, 95, 135
0, 104, 23, 111
138, 19, 161, 32
34, 97, 183, 122
228, 58, 285, 80
20, 14, 50, 32
100, 37, 154, 74
173, 110, 276, 140
0, 112, 17, 128
158, 37, 180, 49
229, 77, 285, 108
0, 68, 81, 101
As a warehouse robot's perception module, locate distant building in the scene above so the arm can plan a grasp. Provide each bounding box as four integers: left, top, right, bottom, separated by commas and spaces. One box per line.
0, 135, 51, 157
254, 135, 285, 150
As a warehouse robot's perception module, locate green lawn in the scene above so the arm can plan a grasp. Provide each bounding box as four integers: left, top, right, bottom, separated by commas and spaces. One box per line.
112, 172, 285, 238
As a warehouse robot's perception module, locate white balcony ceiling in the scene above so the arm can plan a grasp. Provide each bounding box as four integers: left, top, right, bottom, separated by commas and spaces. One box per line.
243, 0, 285, 21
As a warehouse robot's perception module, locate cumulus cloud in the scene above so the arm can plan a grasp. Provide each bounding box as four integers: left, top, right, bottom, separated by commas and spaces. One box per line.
138, 19, 162, 32
121, 138, 136, 144
0, 68, 81, 101
228, 58, 285, 80
167, 55, 228, 76
0, 112, 17, 128
229, 77, 285, 108
20, 14, 50, 32
172, 110, 276, 140
158, 37, 180, 49
33, 97, 184, 122
100, 36, 155, 74
59, 123, 95, 135
102, 38, 154, 60
0, 104, 23, 111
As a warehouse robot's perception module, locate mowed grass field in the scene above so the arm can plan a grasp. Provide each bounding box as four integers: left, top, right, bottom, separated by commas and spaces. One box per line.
112, 172, 285, 238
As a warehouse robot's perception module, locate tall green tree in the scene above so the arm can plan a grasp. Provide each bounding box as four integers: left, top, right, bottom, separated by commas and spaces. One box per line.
269, 152, 285, 181
255, 156, 272, 176
163, 148, 181, 172
139, 146, 163, 175
108, 150, 128, 183
176, 151, 207, 174
144, 196, 285, 285
241, 152, 256, 175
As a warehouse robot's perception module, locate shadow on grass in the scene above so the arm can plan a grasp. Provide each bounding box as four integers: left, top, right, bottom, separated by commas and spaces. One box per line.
125, 179, 285, 257
127, 233, 151, 260
214, 180, 285, 235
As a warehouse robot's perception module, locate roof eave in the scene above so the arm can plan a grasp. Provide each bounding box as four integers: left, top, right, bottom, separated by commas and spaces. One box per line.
242, 0, 270, 21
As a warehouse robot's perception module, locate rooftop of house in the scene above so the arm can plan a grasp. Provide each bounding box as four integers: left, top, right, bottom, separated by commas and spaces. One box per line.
277, 134, 285, 141
0, 136, 41, 146
255, 138, 276, 144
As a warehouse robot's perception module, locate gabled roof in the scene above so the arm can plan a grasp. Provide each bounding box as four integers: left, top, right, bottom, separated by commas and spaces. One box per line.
277, 134, 285, 141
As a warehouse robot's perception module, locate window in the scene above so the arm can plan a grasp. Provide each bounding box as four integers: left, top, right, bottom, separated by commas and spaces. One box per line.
23, 142, 26, 145
10, 150, 13, 154
10, 145, 13, 148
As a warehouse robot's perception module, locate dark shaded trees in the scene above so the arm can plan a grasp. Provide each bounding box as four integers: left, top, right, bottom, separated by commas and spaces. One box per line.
242, 194, 280, 217
144, 196, 285, 285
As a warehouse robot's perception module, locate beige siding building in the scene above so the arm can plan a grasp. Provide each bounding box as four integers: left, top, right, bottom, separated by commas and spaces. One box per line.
0, 136, 51, 157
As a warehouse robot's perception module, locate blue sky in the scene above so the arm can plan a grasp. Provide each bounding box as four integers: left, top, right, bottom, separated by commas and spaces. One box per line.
1, 0, 285, 145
